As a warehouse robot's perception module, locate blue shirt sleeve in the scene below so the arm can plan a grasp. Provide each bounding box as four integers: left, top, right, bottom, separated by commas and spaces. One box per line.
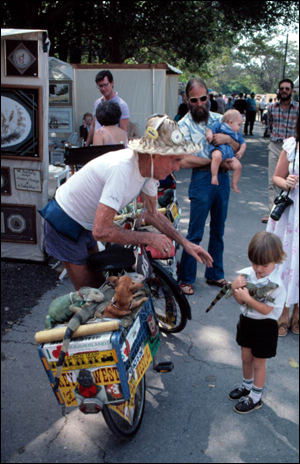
237, 133, 246, 144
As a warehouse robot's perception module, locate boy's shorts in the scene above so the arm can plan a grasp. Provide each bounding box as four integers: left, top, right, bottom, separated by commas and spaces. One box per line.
236, 314, 278, 359
44, 220, 97, 265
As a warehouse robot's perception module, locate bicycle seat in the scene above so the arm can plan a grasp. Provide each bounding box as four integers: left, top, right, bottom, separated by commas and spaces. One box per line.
88, 244, 136, 272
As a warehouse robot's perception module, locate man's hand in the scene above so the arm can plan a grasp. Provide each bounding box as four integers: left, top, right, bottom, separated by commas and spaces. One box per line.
212, 133, 240, 153
184, 242, 213, 267
147, 234, 174, 258
212, 133, 231, 146
206, 129, 214, 143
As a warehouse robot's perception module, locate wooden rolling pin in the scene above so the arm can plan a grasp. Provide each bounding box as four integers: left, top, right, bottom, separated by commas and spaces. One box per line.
35, 320, 120, 344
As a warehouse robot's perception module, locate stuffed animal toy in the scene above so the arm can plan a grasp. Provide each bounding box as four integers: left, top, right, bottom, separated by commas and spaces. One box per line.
103, 276, 148, 318
45, 287, 105, 328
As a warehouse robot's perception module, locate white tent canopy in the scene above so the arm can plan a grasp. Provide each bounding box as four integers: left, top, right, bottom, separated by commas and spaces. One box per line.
72, 63, 182, 135
1, 28, 46, 36
49, 57, 74, 80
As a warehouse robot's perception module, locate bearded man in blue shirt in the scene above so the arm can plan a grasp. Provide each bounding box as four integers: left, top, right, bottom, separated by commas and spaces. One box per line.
178, 78, 240, 295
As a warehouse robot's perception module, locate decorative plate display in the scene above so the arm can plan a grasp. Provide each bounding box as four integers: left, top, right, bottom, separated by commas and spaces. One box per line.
1, 85, 42, 161
1, 204, 37, 244
5, 40, 38, 77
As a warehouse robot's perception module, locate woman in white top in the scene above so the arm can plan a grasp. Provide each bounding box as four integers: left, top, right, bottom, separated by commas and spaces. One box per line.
93, 100, 128, 147
267, 115, 299, 336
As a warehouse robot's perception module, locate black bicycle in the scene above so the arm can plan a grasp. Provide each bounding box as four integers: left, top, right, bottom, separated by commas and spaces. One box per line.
88, 241, 191, 334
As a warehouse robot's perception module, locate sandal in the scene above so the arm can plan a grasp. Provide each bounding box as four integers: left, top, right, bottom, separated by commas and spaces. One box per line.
291, 318, 299, 335
179, 283, 194, 295
206, 279, 230, 288
278, 321, 290, 337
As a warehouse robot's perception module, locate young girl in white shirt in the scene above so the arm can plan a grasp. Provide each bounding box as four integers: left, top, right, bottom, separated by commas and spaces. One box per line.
229, 231, 287, 414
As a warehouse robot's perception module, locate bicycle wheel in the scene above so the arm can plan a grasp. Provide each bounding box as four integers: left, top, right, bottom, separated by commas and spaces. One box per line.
102, 376, 146, 440
148, 260, 189, 333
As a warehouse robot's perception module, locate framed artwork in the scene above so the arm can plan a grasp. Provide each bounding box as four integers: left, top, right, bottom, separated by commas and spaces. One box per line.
49, 80, 72, 106
1, 167, 11, 196
1, 204, 37, 244
49, 108, 73, 133
5, 40, 38, 77
1, 85, 43, 161
14, 168, 42, 193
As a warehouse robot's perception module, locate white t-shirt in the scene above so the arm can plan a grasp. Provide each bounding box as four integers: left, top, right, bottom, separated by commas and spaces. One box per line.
56, 149, 158, 230
94, 93, 130, 131
237, 266, 286, 321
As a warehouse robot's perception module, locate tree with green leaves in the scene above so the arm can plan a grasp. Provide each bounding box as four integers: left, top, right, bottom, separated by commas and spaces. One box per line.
1, 0, 299, 72
204, 35, 299, 95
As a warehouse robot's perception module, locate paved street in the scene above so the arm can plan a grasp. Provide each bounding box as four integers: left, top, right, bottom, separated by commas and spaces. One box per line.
1, 122, 299, 463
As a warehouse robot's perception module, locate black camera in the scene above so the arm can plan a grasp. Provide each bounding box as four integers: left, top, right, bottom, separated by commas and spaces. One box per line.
270, 192, 294, 221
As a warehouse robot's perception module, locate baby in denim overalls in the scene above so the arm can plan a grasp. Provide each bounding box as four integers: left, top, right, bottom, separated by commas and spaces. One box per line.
206, 109, 246, 193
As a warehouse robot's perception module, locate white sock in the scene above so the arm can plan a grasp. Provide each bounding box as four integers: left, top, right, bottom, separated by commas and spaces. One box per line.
249, 385, 263, 403
242, 378, 254, 391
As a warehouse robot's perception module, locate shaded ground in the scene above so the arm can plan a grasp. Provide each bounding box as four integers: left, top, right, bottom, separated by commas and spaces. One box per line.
1, 258, 63, 335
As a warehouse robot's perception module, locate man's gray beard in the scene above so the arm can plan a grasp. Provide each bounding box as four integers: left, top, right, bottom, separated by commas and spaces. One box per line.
190, 103, 209, 123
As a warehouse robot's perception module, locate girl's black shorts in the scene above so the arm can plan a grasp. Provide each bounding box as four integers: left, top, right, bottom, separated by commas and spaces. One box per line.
236, 314, 278, 359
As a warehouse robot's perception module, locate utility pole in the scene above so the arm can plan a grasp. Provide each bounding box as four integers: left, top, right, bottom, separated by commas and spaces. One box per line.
282, 33, 289, 79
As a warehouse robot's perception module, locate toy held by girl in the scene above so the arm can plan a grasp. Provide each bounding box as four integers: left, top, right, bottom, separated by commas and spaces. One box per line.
206, 109, 246, 193
230, 231, 286, 414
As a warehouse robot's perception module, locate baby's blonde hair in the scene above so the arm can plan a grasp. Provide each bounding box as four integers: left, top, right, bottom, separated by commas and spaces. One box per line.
222, 109, 242, 124
248, 231, 287, 265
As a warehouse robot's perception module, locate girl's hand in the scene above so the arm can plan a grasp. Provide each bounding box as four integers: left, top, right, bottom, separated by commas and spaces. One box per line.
286, 175, 299, 190
235, 287, 251, 303
232, 274, 247, 290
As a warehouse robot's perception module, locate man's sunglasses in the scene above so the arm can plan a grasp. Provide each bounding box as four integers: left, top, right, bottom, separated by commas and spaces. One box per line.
189, 96, 208, 104
279, 86, 292, 91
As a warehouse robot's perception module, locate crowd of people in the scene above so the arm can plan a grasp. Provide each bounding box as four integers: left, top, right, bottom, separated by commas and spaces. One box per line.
43, 70, 298, 416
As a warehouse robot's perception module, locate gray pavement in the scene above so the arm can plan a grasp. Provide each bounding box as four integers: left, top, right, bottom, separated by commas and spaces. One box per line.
1, 121, 299, 463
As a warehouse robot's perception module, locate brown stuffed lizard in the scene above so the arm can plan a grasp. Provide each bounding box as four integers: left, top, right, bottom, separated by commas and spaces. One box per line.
103, 276, 149, 318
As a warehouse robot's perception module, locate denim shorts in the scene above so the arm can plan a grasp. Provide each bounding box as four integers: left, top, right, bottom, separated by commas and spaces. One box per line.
44, 220, 98, 265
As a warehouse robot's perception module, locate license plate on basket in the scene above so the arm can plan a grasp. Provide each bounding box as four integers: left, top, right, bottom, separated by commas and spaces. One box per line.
38, 332, 122, 407
166, 201, 180, 224
171, 202, 179, 219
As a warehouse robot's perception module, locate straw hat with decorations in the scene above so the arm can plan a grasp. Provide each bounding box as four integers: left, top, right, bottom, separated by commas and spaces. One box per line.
128, 114, 202, 155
